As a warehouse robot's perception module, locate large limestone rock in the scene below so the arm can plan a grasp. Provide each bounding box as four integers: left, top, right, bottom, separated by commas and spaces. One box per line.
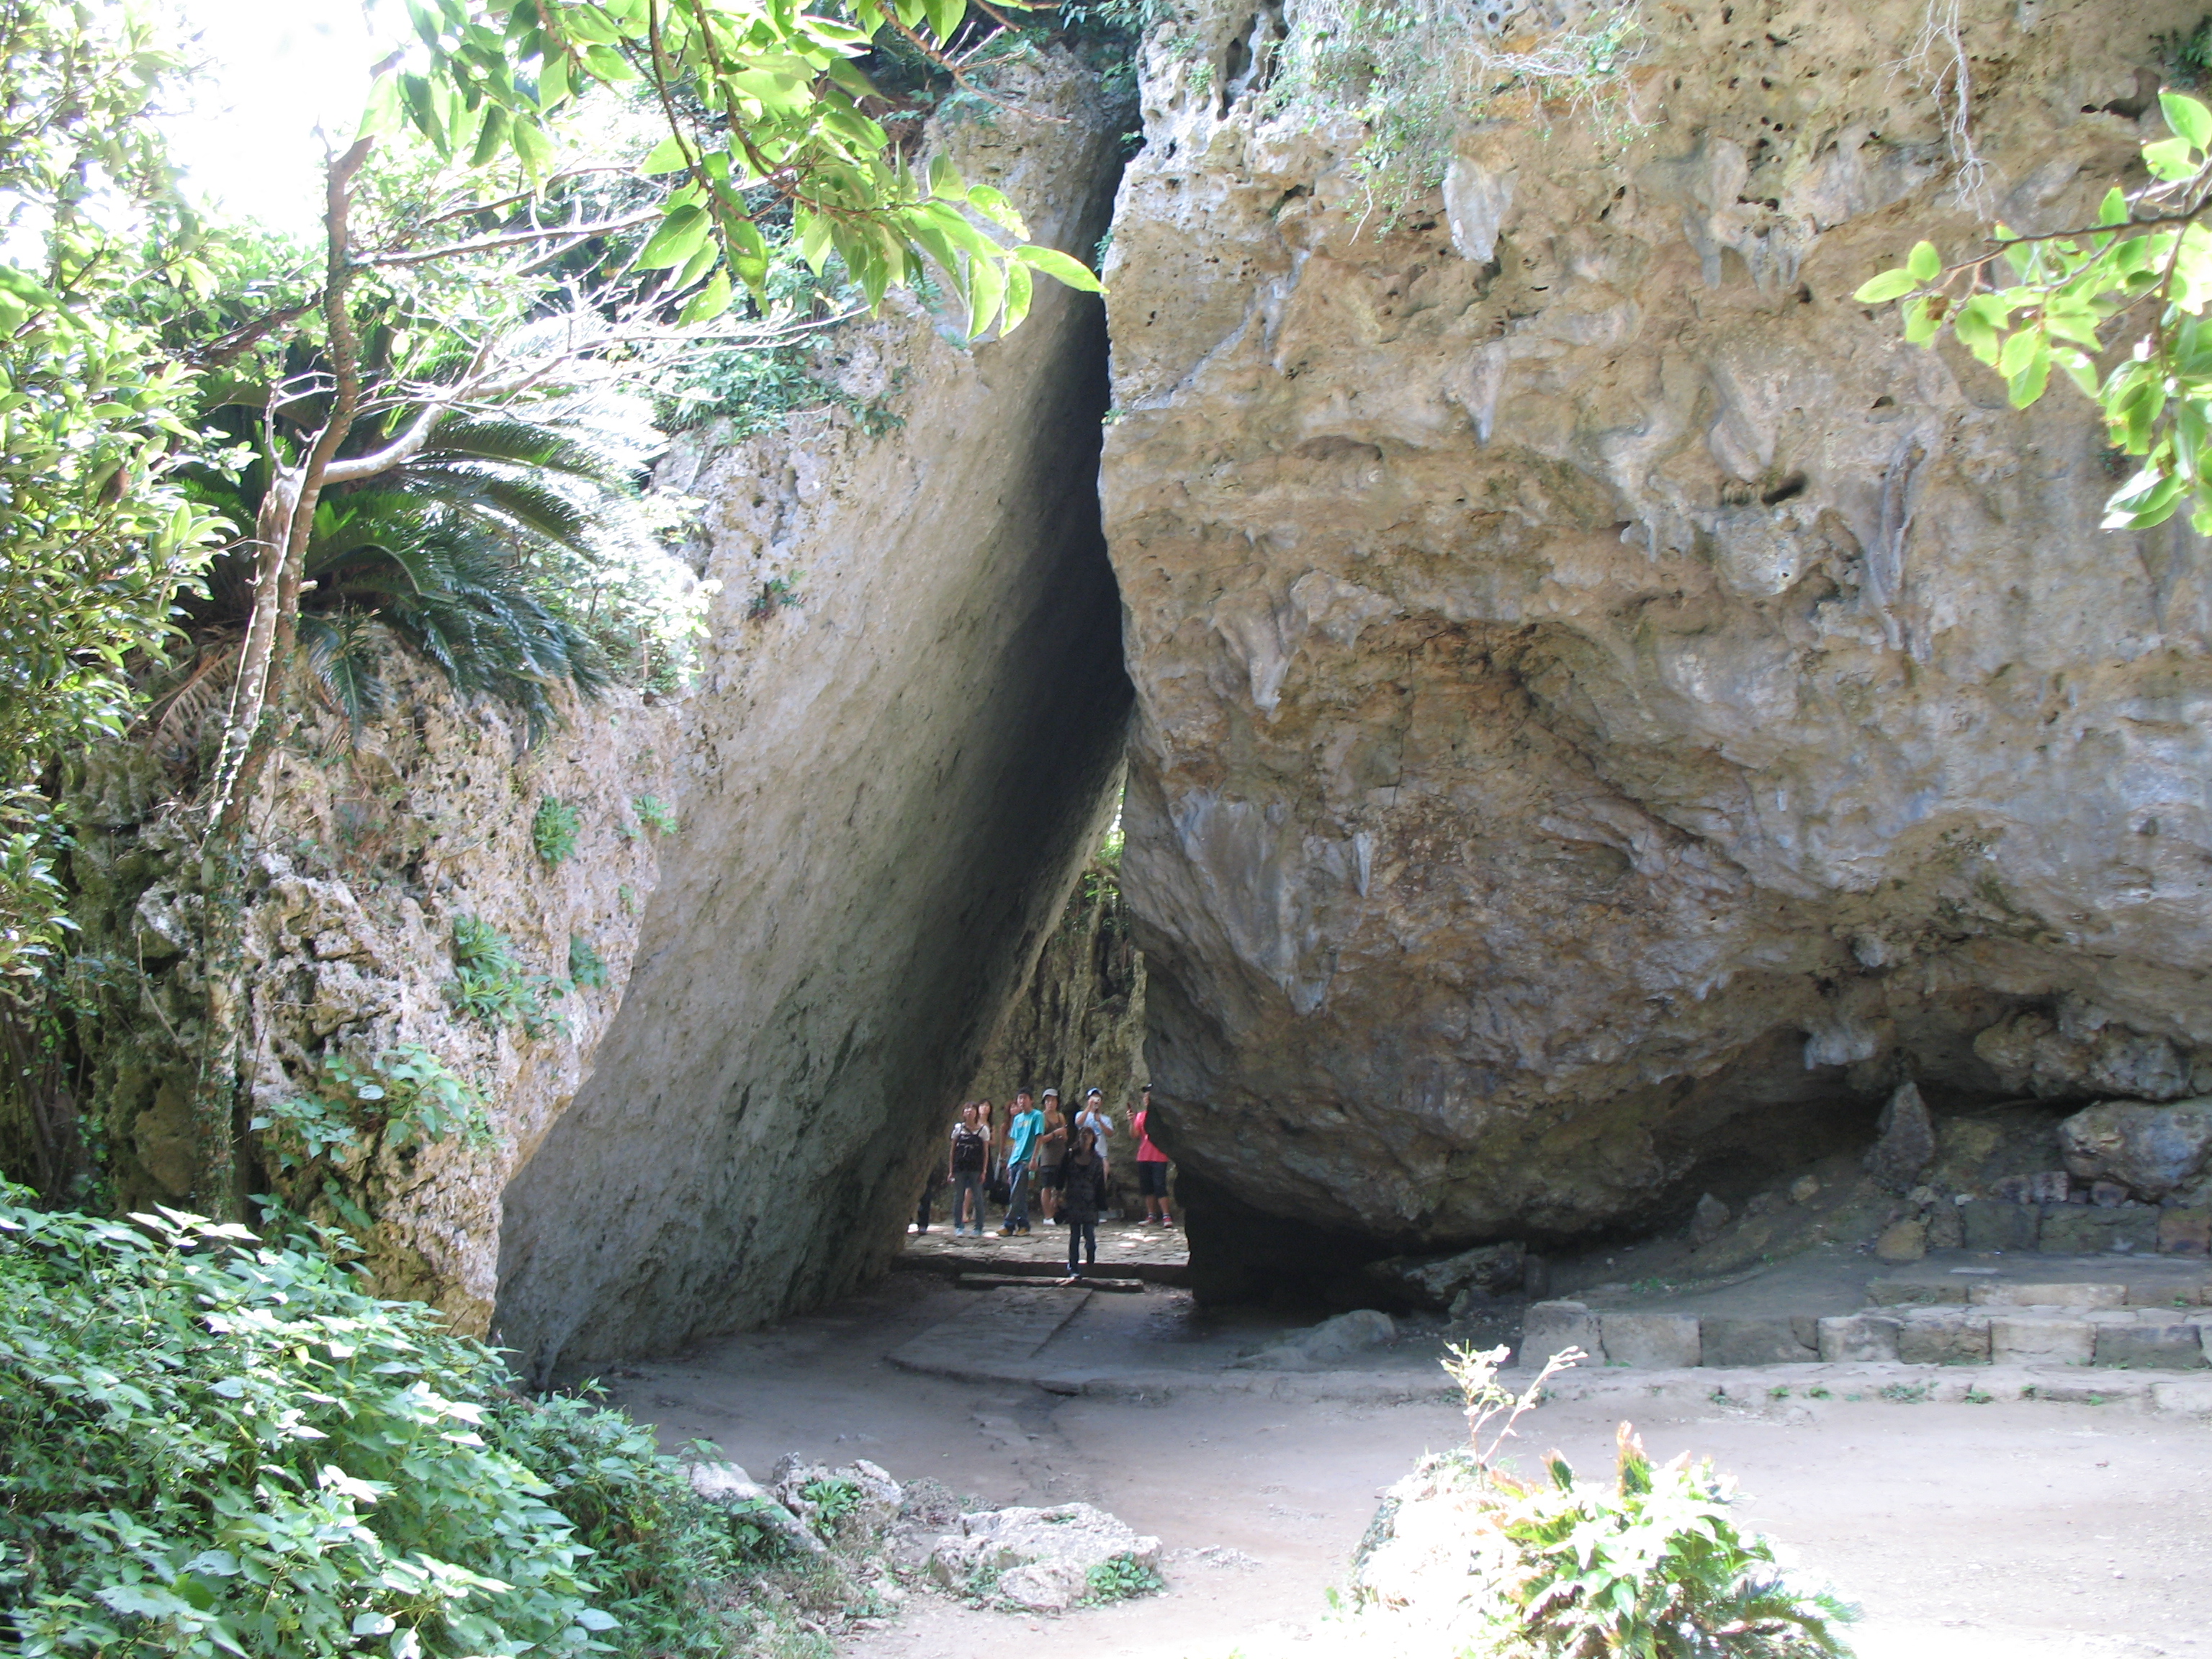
1100, 0, 2212, 1273
494, 56, 1131, 1377
927, 1501, 1161, 1611
68, 660, 673, 1335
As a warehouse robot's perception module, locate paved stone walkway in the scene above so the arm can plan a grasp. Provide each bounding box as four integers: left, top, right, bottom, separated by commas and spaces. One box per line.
902, 1213, 1189, 1272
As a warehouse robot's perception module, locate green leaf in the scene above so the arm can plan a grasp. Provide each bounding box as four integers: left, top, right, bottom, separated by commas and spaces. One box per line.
1853, 267, 1920, 305
925, 0, 966, 43
2097, 185, 2128, 228
1906, 240, 1941, 282
642, 133, 693, 176
634, 204, 711, 270
2162, 91, 2212, 150
679, 271, 733, 325
967, 184, 1027, 237
929, 150, 962, 198
966, 251, 1007, 338
1013, 243, 1105, 293
1001, 258, 1033, 333
1901, 297, 1939, 345
2143, 136, 2199, 181
2006, 345, 2050, 408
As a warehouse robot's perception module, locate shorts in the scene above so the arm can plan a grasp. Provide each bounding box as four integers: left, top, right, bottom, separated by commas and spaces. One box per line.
1136, 1161, 1170, 1197
1038, 1162, 1066, 1189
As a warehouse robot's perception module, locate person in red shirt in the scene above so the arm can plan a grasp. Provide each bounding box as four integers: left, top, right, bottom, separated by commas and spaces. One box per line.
1131, 1083, 1174, 1228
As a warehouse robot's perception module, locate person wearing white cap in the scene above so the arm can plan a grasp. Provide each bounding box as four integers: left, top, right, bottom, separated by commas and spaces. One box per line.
1074, 1087, 1114, 1182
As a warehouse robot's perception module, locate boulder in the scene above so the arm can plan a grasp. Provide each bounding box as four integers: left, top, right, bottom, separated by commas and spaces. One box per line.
1864, 1082, 1936, 1188
768, 1455, 903, 1538
1232, 1308, 1396, 1370
1874, 1219, 1928, 1263
1362, 1241, 1526, 1310
688, 1463, 824, 1557
1688, 1194, 1731, 1246
927, 1502, 1161, 1611
1817, 1314, 1902, 1363
1598, 1313, 1701, 1370
2057, 1099, 2212, 1201
1097, 0, 2212, 1281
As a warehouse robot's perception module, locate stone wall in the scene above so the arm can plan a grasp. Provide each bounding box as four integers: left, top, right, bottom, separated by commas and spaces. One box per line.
1099, 0, 2212, 1274
493, 55, 1133, 1380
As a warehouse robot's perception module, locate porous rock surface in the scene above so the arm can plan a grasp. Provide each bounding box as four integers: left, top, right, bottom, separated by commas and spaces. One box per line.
495, 55, 1132, 1377
70, 657, 673, 1334
927, 1501, 1161, 1611
1100, 0, 2212, 1265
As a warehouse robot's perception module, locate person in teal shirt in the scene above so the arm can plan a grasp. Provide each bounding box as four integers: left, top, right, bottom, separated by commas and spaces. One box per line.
998, 1088, 1046, 1236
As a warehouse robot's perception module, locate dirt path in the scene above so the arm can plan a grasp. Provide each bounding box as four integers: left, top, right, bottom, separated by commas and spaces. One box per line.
601, 1273, 2210, 1659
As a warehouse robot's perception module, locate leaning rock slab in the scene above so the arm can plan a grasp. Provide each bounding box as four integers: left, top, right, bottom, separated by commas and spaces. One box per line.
928, 1502, 1161, 1611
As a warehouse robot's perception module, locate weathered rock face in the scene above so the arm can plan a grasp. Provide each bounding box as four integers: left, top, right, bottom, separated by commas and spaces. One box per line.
494, 57, 1131, 1378
963, 843, 1148, 1139
68, 657, 673, 1334
1101, 0, 2212, 1269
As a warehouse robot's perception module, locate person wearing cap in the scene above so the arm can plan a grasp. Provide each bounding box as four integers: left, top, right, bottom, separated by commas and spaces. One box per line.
1074, 1087, 1114, 1182
1035, 1092, 1069, 1224
1131, 1083, 1174, 1226
998, 1087, 1043, 1236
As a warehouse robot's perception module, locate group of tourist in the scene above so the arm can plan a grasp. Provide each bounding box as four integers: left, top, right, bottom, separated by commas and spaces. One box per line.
917, 1083, 1174, 1280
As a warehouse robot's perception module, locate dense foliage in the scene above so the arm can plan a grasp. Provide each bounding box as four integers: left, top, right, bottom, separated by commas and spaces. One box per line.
0, 1195, 793, 1658
1858, 91, 2212, 534
0, 0, 225, 989
382, 0, 1103, 335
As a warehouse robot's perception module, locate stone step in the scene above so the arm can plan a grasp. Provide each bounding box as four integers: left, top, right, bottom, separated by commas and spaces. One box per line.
1524, 1298, 2212, 1371
886, 1286, 1095, 1383
1865, 1272, 2211, 1309
892, 1253, 1191, 1287
956, 1272, 1144, 1293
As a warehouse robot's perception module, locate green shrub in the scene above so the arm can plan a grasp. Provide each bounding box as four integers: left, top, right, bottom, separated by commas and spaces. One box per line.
631, 796, 678, 837
0, 1195, 821, 1659
256, 1043, 494, 1167
446, 915, 565, 1035
0, 1199, 603, 1658
1082, 1552, 1164, 1605
533, 796, 582, 866
1390, 1344, 1854, 1658
1493, 1429, 1854, 1657
796, 1478, 860, 1533
567, 933, 611, 991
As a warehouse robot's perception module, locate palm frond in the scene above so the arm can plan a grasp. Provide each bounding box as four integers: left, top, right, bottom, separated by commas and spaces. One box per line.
297, 613, 387, 745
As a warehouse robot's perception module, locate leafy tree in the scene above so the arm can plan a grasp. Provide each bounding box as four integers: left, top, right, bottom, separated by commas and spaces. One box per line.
0, 1, 226, 994
1856, 90, 2212, 532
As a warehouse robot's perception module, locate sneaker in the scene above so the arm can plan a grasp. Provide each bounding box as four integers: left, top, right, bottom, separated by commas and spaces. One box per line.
997, 1227, 1016, 1237
1017, 1225, 1032, 1236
